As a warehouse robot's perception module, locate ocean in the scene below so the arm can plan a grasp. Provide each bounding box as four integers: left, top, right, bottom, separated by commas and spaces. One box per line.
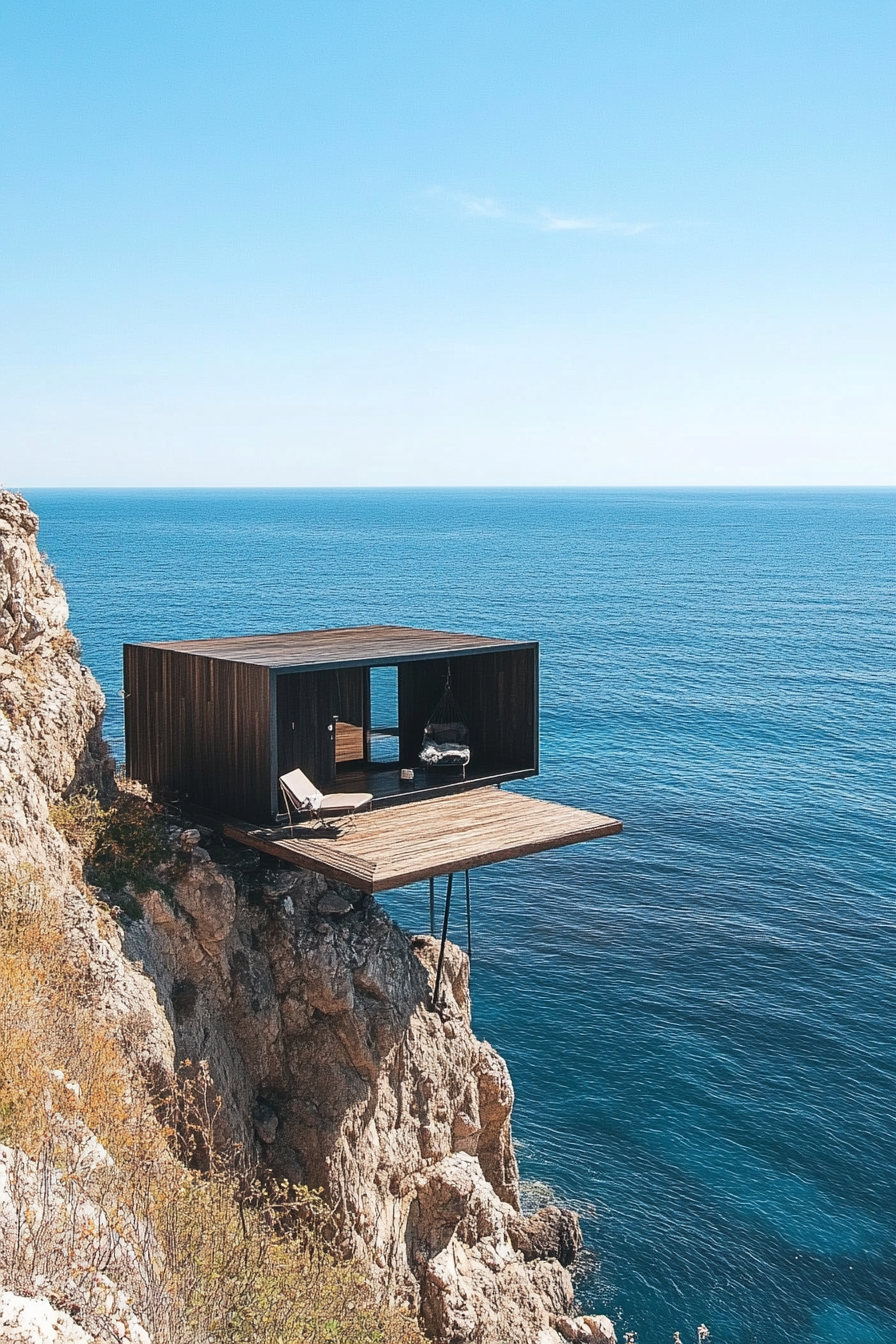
25, 488, 895, 1344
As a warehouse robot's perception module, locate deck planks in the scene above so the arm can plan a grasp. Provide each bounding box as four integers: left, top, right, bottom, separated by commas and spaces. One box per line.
224, 787, 622, 893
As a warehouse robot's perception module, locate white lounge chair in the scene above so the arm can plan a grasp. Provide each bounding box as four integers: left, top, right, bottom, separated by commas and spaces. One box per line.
278, 767, 373, 835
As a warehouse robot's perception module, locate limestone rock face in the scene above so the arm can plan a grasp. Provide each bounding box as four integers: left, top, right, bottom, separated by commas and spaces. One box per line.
0, 490, 176, 1095
128, 852, 580, 1336
0, 494, 114, 884
0, 488, 606, 1343
0, 1147, 154, 1344
0, 494, 173, 1091
0, 490, 178, 1342
0, 1292, 94, 1344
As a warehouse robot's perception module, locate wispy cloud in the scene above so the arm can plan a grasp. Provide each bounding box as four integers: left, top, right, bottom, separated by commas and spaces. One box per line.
425, 188, 508, 219
424, 188, 652, 236
538, 212, 652, 236
456, 193, 506, 219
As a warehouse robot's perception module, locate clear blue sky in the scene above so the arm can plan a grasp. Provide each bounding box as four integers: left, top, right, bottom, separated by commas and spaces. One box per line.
1, 1, 893, 486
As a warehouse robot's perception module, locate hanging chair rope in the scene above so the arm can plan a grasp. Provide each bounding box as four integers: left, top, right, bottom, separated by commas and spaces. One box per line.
419, 662, 471, 769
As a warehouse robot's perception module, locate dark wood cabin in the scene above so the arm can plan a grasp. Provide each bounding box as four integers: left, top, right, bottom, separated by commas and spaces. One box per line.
124, 625, 538, 825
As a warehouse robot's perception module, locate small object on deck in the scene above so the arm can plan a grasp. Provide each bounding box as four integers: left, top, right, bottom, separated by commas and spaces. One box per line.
401, 768, 415, 782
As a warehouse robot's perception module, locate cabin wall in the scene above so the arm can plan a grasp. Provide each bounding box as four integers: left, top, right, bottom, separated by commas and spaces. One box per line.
124, 640, 537, 824
452, 647, 538, 772
123, 646, 272, 822
337, 666, 369, 761
275, 670, 337, 793
275, 666, 368, 797
397, 647, 537, 775
397, 659, 446, 767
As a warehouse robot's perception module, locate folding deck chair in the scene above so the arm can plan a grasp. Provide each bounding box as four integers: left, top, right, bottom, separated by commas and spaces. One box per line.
278, 767, 373, 835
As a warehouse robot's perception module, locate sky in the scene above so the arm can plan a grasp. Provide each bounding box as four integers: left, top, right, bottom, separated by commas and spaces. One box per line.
1, 1, 893, 487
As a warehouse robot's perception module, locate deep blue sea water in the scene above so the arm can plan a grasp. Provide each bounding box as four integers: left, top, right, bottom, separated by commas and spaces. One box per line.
23, 488, 895, 1344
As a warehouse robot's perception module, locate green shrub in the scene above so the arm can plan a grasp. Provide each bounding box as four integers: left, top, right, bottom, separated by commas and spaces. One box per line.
52, 786, 172, 898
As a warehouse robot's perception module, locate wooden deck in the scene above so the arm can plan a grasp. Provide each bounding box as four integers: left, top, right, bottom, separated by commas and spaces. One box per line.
222, 787, 622, 894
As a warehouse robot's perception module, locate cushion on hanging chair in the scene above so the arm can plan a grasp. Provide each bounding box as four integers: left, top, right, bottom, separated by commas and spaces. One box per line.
419, 739, 471, 766
418, 671, 472, 767
424, 719, 469, 746
419, 719, 471, 766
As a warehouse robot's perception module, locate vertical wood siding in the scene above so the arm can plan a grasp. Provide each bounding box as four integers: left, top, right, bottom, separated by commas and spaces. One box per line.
398, 658, 449, 766
124, 645, 272, 822
452, 647, 538, 772
274, 666, 370, 796
397, 648, 537, 774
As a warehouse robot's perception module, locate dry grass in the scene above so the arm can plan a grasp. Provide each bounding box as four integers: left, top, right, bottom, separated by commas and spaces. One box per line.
51, 787, 173, 913
49, 788, 106, 851
0, 653, 47, 728
0, 865, 424, 1344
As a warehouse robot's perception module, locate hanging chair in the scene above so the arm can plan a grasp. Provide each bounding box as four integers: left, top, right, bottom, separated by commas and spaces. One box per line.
419, 666, 471, 771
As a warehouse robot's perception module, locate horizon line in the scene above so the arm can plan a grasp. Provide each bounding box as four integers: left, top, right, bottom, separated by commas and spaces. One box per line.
12, 484, 896, 494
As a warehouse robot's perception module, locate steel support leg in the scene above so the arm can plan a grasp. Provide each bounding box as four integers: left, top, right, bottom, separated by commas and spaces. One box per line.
429, 876, 435, 938
431, 872, 454, 1011
465, 869, 472, 959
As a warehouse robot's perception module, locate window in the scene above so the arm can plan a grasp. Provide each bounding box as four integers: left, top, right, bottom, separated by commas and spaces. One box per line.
369, 665, 399, 763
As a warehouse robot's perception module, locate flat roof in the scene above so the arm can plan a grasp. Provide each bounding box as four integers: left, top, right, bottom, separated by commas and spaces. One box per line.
131, 625, 532, 671
222, 787, 622, 893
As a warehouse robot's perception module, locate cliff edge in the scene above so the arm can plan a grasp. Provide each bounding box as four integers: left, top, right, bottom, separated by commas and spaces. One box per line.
0, 488, 615, 1344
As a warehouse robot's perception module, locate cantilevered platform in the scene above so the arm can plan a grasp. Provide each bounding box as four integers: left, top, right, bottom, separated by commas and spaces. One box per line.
220, 786, 622, 894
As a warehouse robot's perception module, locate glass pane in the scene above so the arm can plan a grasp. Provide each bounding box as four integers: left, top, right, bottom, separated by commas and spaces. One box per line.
369, 666, 399, 763
369, 666, 398, 730
369, 732, 400, 763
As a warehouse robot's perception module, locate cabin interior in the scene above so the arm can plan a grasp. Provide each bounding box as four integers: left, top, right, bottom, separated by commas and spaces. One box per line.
278, 651, 538, 809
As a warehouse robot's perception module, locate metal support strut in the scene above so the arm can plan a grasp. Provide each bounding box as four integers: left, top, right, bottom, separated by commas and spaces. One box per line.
431, 870, 472, 1011
429, 876, 435, 938
431, 873, 453, 1010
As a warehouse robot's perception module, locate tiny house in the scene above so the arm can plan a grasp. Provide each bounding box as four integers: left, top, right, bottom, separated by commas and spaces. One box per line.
124, 626, 538, 825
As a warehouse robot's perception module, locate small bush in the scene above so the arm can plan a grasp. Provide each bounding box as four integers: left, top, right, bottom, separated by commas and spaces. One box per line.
89, 790, 171, 895
52, 787, 171, 897
49, 788, 105, 850
50, 628, 82, 659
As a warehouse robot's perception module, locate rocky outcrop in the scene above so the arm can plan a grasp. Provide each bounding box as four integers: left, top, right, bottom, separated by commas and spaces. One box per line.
127, 843, 584, 1338
512, 1206, 584, 1267
0, 492, 114, 883
0, 488, 613, 1344
0, 1292, 96, 1344
0, 491, 176, 1099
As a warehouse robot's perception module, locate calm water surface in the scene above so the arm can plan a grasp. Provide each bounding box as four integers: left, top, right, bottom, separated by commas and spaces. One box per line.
25, 488, 895, 1344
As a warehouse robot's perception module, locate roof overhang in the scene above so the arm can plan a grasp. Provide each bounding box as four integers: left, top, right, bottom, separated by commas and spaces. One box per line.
129, 624, 535, 672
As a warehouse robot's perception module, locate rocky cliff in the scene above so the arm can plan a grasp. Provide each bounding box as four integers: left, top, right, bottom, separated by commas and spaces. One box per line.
0, 488, 615, 1344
